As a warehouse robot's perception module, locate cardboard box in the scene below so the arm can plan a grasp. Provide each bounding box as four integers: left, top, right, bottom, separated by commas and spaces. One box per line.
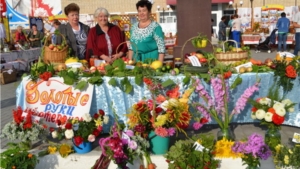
0, 69, 17, 84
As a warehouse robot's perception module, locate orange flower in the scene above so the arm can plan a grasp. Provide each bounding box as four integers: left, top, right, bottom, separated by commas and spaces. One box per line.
252, 107, 258, 112
285, 65, 297, 78
28, 153, 33, 158
267, 107, 276, 114
143, 78, 153, 86
156, 94, 166, 103
166, 86, 180, 99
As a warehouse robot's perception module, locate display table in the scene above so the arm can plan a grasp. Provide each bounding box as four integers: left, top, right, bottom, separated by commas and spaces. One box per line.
0, 48, 41, 71
16, 73, 300, 132
242, 34, 295, 45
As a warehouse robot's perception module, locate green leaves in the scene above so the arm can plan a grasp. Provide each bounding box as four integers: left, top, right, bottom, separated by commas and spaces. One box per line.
75, 80, 88, 90
108, 78, 118, 87
120, 77, 133, 94
87, 76, 103, 85
230, 75, 242, 89
162, 79, 175, 88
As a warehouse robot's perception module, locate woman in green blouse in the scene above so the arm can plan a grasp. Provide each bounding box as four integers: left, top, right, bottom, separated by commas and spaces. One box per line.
128, 0, 165, 63
27, 24, 43, 48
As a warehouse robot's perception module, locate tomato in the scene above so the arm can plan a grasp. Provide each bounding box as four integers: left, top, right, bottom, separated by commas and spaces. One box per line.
199, 58, 207, 63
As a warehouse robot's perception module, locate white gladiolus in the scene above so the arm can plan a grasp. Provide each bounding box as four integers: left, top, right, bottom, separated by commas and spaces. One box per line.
51, 131, 58, 138
274, 107, 286, 117
264, 112, 273, 122
259, 98, 271, 105
65, 129, 74, 139
160, 100, 169, 111
251, 113, 257, 119
83, 113, 92, 122
255, 109, 266, 120
103, 116, 109, 124
273, 102, 285, 110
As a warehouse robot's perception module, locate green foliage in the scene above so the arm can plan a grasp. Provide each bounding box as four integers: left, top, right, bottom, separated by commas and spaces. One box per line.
230, 75, 242, 89
164, 133, 220, 169
29, 58, 55, 81
0, 146, 39, 169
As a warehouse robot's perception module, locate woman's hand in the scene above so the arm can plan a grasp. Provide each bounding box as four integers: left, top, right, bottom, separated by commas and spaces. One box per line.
111, 52, 123, 62
100, 55, 113, 64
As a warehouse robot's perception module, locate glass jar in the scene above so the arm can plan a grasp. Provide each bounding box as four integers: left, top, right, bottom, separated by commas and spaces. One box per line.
265, 128, 281, 152
217, 127, 235, 141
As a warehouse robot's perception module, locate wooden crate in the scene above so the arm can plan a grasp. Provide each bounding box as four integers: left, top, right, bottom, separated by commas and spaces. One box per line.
0, 69, 17, 84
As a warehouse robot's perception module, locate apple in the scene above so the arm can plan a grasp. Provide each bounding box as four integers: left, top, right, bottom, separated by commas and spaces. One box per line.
49, 44, 54, 50
53, 47, 58, 51
128, 60, 134, 65
90, 66, 96, 73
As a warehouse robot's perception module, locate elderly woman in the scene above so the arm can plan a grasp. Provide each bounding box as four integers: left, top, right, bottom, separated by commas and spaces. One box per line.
128, 0, 165, 63
86, 7, 127, 64
15, 25, 27, 45
27, 24, 44, 48
57, 3, 90, 59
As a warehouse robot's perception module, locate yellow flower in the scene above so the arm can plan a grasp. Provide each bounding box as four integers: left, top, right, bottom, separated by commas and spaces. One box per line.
154, 114, 168, 127
284, 155, 289, 165
72, 118, 78, 124
126, 113, 139, 128
59, 144, 72, 158
48, 146, 57, 154
214, 138, 241, 158
179, 98, 188, 104
275, 144, 283, 153
94, 119, 103, 127
288, 149, 293, 154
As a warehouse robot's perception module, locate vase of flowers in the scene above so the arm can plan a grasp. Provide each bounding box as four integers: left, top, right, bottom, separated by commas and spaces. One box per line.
49, 109, 109, 154
217, 127, 235, 141
231, 133, 272, 169
193, 72, 259, 141
249, 85, 295, 151
0, 107, 48, 150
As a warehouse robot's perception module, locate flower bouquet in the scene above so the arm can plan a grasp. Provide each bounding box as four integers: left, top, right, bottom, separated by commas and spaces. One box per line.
192, 75, 259, 140
164, 133, 220, 169
49, 109, 109, 153
0, 107, 48, 150
231, 133, 272, 168
127, 77, 193, 138
274, 144, 300, 168
248, 85, 295, 150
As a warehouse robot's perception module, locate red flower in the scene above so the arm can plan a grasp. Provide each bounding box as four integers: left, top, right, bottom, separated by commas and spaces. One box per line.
73, 136, 84, 146
98, 109, 105, 116
267, 108, 276, 114
252, 107, 258, 112
65, 123, 73, 129
49, 127, 55, 132
143, 78, 153, 86
23, 122, 32, 129
272, 113, 285, 125
97, 125, 103, 132
39, 71, 52, 81
155, 107, 163, 114
166, 86, 180, 99
56, 119, 62, 126
285, 65, 297, 78
93, 129, 100, 136
135, 102, 146, 112
13, 107, 24, 125
223, 71, 232, 79
200, 117, 208, 124
93, 113, 99, 119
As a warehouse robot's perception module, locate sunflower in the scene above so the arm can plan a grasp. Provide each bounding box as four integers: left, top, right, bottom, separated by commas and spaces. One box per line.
59, 144, 73, 158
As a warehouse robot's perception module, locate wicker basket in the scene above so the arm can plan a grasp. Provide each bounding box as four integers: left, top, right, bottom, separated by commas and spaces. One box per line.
43, 33, 68, 64
214, 40, 248, 65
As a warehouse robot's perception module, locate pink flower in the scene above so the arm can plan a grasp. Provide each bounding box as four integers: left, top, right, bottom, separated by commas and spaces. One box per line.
128, 140, 138, 150
125, 130, 134, 137
168, 128, 176, 136
88, 134, 96, 142
193, 122, 203, 130
155, 127, 169, 137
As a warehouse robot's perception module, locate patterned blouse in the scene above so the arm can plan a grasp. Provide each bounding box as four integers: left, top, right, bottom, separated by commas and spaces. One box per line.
129, 21, 165, 62
73, 25, 88, 60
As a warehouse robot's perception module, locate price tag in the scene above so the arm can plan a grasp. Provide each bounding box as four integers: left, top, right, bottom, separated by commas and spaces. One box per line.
188, 56, 202, 67
292, 133, 300, 143
193, 141, 205, 152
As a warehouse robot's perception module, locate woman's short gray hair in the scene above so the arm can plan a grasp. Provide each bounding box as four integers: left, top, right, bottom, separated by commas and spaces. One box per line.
94, 7, 110, 18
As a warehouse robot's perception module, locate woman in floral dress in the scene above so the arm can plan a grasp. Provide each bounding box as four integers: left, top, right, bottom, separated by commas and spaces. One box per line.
128, 0, 165, 63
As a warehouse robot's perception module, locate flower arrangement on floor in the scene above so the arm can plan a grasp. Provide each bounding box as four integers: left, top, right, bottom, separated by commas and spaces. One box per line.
248, 85, 295, 151
192, 75, 259, 140
272, 56, 300, 92
274, 144, 300, 168
98, 109, 155, 169
164, 133, 220, 169
127, 77, 193, 137
0, 146, 39, 169
231, 133, 272, 168
214, 138, 242, 159
49, 109, 109, 147
0, 107, 48, 149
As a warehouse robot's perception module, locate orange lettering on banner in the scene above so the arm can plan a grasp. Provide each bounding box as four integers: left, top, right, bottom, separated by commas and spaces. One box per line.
26, 81, 39, 104
63, 87, 81, 106
40, 91, 50, 105
80, 94, 89, 106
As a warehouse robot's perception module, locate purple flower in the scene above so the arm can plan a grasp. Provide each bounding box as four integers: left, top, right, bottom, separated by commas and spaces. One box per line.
193, 122, 203, 130
168, 127, 176, 136
125, 130, 134, 137
128, 140, 138, 150
232, 83, 259, 115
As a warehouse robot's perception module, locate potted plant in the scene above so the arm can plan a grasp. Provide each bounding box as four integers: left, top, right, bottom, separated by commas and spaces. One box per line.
164, 133, 220, 169
191, 33, 209, 48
